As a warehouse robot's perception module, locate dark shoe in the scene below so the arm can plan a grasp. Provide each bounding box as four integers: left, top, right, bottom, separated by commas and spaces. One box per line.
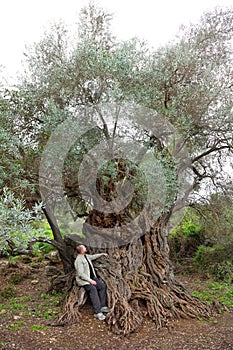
94, 312, 106, 321
100, 306, 111, 313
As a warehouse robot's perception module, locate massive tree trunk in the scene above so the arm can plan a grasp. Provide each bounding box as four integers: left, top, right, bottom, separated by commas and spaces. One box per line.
52, 210, 212, 335
43, 143, 214, 334
93, 217, 211, 334
48, 154, 214, 334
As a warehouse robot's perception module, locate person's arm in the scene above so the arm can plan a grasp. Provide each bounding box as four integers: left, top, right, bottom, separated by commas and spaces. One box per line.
88, 253, 108, 261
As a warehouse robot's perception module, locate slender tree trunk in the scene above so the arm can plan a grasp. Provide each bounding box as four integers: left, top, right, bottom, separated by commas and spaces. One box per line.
43, 206, 74, 274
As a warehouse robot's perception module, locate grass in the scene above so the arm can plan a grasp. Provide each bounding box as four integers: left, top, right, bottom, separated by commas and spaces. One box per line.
10, 298, 27, 311
192, 281, 233, 307
0, 292, 62, 321
6, 322, 49, 332
8, 321, 25, 331
29, 324, 50, 332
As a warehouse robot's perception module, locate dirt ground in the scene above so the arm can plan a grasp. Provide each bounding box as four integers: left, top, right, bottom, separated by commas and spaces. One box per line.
0, 257, 232, 350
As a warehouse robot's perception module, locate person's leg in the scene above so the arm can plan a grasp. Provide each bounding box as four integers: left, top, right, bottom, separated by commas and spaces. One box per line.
84, 284, 101, 314
94, 278, 107, 308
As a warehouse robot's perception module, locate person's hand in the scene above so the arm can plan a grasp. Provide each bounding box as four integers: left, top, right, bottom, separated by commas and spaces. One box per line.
102, 253, 108, 257
90, 279, 97, 285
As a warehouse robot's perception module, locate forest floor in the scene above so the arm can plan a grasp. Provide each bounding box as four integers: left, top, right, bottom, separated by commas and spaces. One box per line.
0, 256, 232, 350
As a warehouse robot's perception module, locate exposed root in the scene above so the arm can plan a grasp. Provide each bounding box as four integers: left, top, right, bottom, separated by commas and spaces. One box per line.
48, 285, 87, 326
49, 233, 214, 335
47, 270, 75, 293
107, 298, 143, 335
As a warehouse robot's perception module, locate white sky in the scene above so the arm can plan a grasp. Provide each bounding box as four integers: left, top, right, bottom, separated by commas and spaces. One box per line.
0, 0, 232, 82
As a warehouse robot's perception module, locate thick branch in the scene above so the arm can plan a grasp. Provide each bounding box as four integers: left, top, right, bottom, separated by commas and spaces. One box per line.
42, 205, 64, 245
6, 237, 61, 256
95, 105, 110, 139
191, 144, 231, 163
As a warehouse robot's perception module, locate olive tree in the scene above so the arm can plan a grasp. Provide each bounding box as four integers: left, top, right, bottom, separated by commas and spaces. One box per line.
3, 4, 233, 334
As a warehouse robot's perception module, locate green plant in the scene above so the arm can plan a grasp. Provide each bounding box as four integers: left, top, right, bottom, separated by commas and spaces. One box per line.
10, 273, 24, 284
32, 221, 54, 254
8, 321, 25, 331
0, 188, 44, 256
40, 293, 50, 300
19, 295, 31, 302
34, 242, 54, 254
0, 284, 18, 299
9, 298, 27, 311
0, 303, 8, 311
29, 324, 49, 332
208, 261, 233, 284
7, 255, 20, 262
194, 245, 215, 267
194, 242, 233, 283
43, 308, 60, 319
182, 220, 202, 237
169, 208, 205, 259
1, 3, 233, 336
192, 281, 233, 308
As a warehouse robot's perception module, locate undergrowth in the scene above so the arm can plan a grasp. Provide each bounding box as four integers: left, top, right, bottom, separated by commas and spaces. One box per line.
192, 281, 233, 308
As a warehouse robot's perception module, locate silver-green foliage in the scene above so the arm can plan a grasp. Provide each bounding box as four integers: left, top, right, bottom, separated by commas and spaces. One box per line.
2, 4, 233, 227
0, 188, 43, 255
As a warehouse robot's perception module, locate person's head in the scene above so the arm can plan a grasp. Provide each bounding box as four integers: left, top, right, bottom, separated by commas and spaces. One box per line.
76, 244, 87, 255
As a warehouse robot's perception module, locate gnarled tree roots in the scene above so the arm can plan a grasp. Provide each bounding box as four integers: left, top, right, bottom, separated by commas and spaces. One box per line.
49, 239, 213, 335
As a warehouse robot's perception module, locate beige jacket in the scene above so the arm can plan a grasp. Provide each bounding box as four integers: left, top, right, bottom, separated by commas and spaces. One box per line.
74, 253, 104, 286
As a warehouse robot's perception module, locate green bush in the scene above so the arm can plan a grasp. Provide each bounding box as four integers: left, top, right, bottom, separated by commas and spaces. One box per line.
169, 218, 204, 259
195, 245, 219, 267
0, 189, 44, 256
194, 243, 233, 283
182, 220, 203, 237
33, 226, 54, 254
169, 198, 233, 283
34, 242, 54, 254
208, 261, 233, 284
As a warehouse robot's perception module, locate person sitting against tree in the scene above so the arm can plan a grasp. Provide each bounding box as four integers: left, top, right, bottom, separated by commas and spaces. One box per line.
74, 244, 110, 321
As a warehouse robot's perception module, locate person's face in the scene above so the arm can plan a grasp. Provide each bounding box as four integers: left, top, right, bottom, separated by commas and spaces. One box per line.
80, 245, 87, 254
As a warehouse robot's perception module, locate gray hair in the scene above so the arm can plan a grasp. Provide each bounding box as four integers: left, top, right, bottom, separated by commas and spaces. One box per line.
76, 245, 85, 254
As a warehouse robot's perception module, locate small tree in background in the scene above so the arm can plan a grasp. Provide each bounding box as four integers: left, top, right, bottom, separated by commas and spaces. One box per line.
0, 188, 44, 255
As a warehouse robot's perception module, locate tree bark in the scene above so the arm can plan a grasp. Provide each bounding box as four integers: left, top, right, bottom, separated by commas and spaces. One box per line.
53, 212, 212, 335
43, 206, 74, 274
100, 217, 211, 334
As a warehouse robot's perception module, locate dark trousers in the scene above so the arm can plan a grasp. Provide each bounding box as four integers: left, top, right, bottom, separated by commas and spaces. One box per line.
84, 277, 107, 314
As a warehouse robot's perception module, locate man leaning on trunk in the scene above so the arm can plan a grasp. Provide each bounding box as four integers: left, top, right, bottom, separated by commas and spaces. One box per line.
74, 244, 110, 321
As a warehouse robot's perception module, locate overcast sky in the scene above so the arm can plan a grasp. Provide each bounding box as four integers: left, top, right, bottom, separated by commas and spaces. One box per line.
1, 0, 232, 82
